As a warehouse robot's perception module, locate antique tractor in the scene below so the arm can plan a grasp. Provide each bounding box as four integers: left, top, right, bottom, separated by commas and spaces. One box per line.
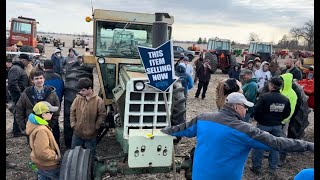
53, 38, 65, 47
243, 41, 272, 64
73, 37, 89, 48
203, 37, 237, 74
60, 9, 193, 180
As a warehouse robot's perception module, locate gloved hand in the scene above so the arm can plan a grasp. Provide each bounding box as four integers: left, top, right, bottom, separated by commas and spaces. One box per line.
307, 142, 314, 152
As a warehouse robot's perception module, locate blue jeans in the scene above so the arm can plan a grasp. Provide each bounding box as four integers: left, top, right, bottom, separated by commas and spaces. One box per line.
252, 124, 282, 171
243, 112, 252, 123
35, 167, 60, 180
71, 133, 97, 159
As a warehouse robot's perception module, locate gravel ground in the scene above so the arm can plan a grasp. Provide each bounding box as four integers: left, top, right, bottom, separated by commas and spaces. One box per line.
6, 44, 314, 179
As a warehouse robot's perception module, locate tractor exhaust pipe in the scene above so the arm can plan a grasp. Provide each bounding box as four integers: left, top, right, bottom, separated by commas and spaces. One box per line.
152, 13, 170, 48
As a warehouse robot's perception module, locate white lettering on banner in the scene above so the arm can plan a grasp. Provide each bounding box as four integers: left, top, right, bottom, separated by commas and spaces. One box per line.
149, 57, 165, 66
146, 65, 172, 74
147, 50, 163, 59
152, 73, 168, 81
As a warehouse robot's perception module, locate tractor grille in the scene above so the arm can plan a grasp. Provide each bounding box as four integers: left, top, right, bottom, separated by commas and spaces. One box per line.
124, 91, 172, 138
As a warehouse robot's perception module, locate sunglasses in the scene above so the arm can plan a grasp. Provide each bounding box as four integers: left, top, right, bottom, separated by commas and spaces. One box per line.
45, 112, 54, 114
237, 104, 248, 111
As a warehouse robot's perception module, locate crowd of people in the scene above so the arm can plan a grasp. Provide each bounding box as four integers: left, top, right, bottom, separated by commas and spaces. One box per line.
6, 47, 106, 179
171, 52, 314, 179
6, 47, 314, 179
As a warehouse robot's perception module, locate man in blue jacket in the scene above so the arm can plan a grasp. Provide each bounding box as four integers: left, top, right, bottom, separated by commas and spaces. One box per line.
161, 92, 314, 180
43, 60, 64, 105
175, 64, 193, 97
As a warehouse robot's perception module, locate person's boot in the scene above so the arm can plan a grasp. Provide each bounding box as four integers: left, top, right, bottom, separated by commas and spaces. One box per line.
278, 153, 286, 167
6, 160, 17, 169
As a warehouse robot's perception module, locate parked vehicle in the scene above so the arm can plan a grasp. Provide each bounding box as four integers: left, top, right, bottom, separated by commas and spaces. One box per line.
173, 45, 195, 61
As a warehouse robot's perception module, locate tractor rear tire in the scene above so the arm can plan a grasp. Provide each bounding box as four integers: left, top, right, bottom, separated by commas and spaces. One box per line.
171, 80, 187, 126
63, 66, 94, 148
59, 146, 93, 180
288, 82, 311, 139
204, 52, 218, 74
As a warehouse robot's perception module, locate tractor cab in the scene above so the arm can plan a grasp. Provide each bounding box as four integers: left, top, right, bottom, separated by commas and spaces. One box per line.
207, 38, 231, 56
204, 38, 236, 74
8, 16, 38, 47
246, 41, 272, 62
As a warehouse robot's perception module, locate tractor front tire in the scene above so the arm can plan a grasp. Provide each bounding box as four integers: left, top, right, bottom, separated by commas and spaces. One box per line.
171, 80, 186, 126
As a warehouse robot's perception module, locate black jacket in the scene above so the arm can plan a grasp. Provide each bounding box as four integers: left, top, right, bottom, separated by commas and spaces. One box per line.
7, 61, 29, 103
253, 90, 291, 126
281, 67, 302, 80
196, 63, 214, 82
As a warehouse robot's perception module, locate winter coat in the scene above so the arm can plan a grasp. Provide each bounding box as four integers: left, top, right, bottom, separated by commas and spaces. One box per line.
70, 93, 107, 139
280, 73, 298, 124
161, 105, 311, 180
196, 63, 214, 82
51, 53, 65, 75
242, 78, 258, 113
26, 113, 61, 170
253, 90, 291, 126
175, 65, 194, 95
16, 86, 60, 131
281, 66, 302, 81
63, 55, 78, 69
44, 70, 64, 104
7, 61, 29, 103
254, 61, 271, 92
228, 65, 241, 80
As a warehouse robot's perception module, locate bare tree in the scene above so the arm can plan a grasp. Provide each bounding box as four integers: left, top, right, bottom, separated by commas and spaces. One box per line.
248, 32, 261, 42
290, 20, 314, 50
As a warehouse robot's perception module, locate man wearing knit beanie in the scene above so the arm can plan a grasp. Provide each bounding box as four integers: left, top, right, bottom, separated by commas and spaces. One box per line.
43, 60, 64, 105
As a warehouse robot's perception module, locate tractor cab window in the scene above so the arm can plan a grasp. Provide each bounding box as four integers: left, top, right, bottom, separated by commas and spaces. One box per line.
96, 21, 172, 59
207, 40, 214, 50
12, 21, 32, 34
215, 41, 230, 51
257, 44, 271, 53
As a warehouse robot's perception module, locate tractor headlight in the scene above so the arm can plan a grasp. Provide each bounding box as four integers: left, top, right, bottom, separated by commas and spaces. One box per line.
97, 57, 105, 64
134, 81, 145, 91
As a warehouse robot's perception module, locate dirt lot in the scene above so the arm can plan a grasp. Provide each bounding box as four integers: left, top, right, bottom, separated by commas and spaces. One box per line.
6, 37, 314, 179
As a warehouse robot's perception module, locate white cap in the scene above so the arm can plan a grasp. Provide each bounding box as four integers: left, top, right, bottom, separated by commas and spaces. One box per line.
54, 49, 61, 53
225, 92, 254, 107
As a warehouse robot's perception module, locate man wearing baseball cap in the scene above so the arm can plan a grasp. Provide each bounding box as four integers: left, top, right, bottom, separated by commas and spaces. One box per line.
251, 76, 291, 175
161, 92, 314, 180
26, 101, 61, 179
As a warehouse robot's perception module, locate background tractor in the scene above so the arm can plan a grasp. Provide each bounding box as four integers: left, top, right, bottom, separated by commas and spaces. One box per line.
7, 16, 45, 53
53, 38, 65, 48
73, 37, 89, 48
60, 9, 193, 180
204, 37, 237, 74
243, 41, 272, 64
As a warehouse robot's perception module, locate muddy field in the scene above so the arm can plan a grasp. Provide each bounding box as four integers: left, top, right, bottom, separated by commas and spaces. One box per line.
6, 37, 314, 179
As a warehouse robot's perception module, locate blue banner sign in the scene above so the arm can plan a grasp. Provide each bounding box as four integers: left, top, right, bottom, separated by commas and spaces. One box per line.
138, 40, 177, 92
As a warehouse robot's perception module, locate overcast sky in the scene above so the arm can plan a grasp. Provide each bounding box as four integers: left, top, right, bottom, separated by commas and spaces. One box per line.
6, 0, 313, 44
